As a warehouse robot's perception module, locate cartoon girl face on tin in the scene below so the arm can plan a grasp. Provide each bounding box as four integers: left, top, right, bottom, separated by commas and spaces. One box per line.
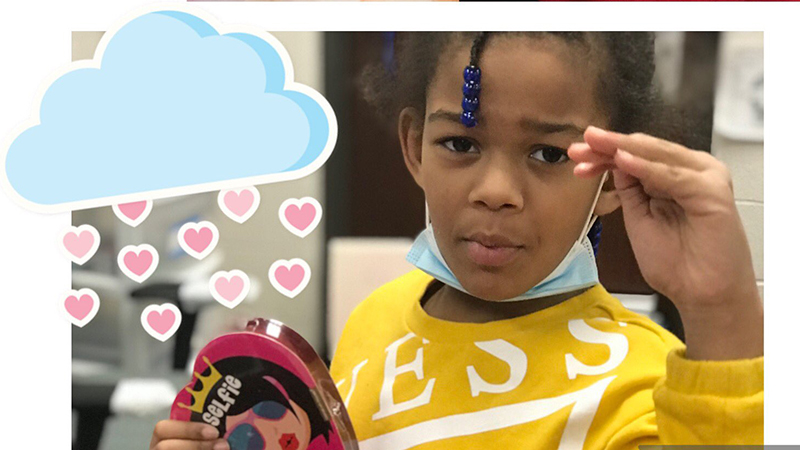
224, 376, 314, 450
183, 356, 333, 450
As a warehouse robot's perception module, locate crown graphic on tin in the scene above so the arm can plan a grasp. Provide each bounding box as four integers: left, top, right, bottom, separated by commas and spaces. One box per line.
177, 356, 223, 414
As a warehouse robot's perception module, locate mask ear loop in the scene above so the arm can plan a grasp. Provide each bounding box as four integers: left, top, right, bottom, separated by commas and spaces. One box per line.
425, 201, 430, 226
579, 171, 609, 240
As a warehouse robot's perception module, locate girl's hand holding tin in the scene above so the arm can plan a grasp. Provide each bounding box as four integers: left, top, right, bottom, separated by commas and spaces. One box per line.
149, 420, 229, 450
568, 126, 763, 361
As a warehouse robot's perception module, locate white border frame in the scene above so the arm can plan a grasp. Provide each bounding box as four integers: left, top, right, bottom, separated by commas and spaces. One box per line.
1, 2, 795, 446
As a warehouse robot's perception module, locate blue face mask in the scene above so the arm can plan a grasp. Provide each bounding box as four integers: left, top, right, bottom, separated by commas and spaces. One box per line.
406, 173, 607, 302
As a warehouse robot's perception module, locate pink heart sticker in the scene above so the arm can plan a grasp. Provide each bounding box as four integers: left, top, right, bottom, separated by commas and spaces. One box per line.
118, 201, 147, 220
184, 228, 212, 253
285, 204, 316, 231
148, 309, 176, 335
268, 259, 311, 299
65, 294, 93, 320
225, 190, 254, 217
178, 221, 219, 260
117, 244, 159, 283
275, 265, 305, 291
63, 231, 93, 258
113, 200, 153, 227
218, 187, 260, 224
209, 270, 251, 309
216, 276, 244, 301
124, 250, 153, 276
59, 288, 100, 327
279, 198, 322, 238
59, 225, 100, 265
140, 303, 182, 342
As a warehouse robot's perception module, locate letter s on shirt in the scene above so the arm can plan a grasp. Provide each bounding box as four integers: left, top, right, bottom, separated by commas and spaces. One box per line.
565, 319, 629, 380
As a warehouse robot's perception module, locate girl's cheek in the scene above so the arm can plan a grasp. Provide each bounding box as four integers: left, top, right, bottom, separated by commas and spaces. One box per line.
224, 413, 245, 432
285, 402, 312, 447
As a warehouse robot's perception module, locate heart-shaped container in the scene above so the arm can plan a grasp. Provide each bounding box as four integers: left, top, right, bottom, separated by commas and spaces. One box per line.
170, 318, 358, 450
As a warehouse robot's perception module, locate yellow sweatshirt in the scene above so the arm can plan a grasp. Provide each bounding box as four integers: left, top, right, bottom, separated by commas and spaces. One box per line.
330, 270, 763, 450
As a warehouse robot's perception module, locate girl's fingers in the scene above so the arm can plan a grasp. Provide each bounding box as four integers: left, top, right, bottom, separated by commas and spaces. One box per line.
153, 420, 219, 441
585, 126, 709, 171
567, 143, 614, 165
611, 169, 650, 219
152, 439, 229, 450
614, 149, 702, 201
574, 162, 614, 178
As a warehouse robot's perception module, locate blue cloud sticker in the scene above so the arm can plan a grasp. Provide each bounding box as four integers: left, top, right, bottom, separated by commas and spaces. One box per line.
2, 9, 336, 212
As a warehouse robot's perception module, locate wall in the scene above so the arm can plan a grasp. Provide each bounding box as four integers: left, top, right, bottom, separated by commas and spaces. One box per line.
710, 32, 764, 300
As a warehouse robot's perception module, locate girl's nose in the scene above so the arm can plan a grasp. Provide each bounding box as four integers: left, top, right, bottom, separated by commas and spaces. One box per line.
468, 162, 524, 212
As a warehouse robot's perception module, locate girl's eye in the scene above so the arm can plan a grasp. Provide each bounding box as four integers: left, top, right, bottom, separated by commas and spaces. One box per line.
441, 137, 478, 154
227, 423, 265, 450
531, 146, 569, 164
252, 400, 288, 420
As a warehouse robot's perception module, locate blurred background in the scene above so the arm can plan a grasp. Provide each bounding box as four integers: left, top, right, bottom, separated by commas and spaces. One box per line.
70, 32, 763, 449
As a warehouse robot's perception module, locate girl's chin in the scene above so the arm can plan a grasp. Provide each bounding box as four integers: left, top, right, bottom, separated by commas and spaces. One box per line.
460, 276, 534, 301
450, 258, 545, 301
474, 291, 529, 302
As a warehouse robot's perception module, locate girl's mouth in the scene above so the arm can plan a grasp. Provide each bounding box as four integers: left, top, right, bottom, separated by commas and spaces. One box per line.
465, 240, 522, 267
280, 433, 299, 450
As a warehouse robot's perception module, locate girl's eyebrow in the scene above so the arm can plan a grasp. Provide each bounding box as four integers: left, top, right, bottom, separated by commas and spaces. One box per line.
426, 109, 463, 125
263, 375, 298, 418
519, 118, 585, 136
427, 108, 585, 136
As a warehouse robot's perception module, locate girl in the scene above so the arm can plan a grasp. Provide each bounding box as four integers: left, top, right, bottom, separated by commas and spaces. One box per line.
151, 32, 763, 449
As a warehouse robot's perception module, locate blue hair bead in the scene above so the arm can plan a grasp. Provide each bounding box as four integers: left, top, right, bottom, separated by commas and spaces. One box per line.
463, 65, 481, 83
461, 34, 489, 129
462, 96, 479, 113
462, 80, 481, 98
588, 220, 603, 256
461, 111, 477, 128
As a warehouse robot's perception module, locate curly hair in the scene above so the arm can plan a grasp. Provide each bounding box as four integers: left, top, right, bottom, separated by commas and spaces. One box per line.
361, 32, 701, 148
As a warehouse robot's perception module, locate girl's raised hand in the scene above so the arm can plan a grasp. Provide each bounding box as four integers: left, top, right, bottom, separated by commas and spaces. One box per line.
568, 126, 763, 361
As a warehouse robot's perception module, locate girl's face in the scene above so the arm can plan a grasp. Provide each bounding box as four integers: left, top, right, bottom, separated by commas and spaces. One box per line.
401, 35, 618, 301
225, 397, 312, 450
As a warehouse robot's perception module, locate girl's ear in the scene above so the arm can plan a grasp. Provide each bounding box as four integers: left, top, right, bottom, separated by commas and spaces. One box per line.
398, 107, 425, 187
594, 172, 622, 216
